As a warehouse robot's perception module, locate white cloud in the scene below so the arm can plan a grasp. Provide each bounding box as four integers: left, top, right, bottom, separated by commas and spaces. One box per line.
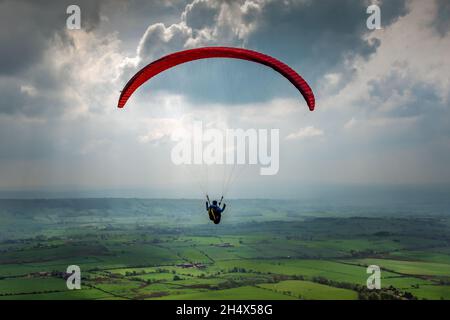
324, 73, 342, 86
285, 126, 324, 140
132, 0, 269, 62
136, 22, 192, 61
41, 29, 125, 118
238, 98, 301, 124
137, 118, 186, 144
20, 85, 38, 97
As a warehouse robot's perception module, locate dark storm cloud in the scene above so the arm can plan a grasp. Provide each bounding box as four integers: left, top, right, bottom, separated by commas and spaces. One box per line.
0, 0, 104, 75
0, 0, 115, 117
246, 0, 408, 82
0, 0, 408, 113
0, 0, 190, 117
131, 0, 409, 105
433, 0, 450, 36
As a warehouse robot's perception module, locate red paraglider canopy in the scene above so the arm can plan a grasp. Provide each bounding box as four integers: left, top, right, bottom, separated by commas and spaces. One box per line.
118, 47, 315, 111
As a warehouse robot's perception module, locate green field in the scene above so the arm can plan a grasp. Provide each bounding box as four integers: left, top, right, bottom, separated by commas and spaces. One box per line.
156, 286, 297, 300
353, 259, 450, 277
258, 280, 358, 300
1, 198, 450, 300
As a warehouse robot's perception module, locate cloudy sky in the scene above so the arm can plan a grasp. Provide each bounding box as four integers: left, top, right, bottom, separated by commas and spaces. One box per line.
0, 0, 449, 198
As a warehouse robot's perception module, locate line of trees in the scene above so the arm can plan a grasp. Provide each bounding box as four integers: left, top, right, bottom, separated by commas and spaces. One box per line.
312, 276, 417, 300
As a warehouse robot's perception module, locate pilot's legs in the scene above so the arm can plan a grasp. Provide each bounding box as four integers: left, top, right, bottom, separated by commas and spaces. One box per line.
208, 208, 215, 221
213, 213, 221, 224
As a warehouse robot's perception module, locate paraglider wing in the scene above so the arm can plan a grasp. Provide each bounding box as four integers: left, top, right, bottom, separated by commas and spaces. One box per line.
117, 47, 315, 111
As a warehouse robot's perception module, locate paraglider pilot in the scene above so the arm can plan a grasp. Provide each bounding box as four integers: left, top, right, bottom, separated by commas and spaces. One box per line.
206, 195, 226, 224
